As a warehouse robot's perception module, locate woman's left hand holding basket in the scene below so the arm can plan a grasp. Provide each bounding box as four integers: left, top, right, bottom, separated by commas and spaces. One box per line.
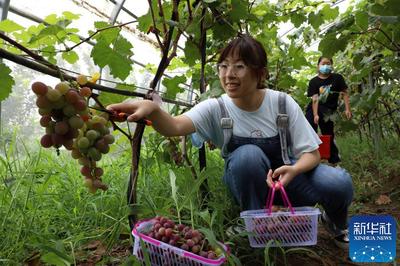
266, 166, 297, 189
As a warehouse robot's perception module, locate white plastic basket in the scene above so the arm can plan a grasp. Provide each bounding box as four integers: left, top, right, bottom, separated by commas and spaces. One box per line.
132, 219, 228, 266
240, 182, 320, 247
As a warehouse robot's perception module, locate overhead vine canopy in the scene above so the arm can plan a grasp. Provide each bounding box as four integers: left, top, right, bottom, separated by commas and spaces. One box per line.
0, 0, 399, 136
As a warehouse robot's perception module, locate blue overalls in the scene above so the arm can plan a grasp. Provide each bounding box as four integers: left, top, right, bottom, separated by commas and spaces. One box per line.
219, 96, 353, 230
223, 134, 286, 211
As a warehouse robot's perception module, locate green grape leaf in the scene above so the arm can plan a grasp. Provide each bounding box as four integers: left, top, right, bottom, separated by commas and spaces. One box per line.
288, 45, 307, 69
211, 23, 236, 41
169, 57, 187, 70
355, 11, 369, 31
137, 13, 152, 33
114, 36, 134, 56
290, 13, 307, 27
57, 31, 67, 40
308, 12, 324, 30
91, 41, 115, 67
183, 40, 200, 66
44, 14, 58, 25
98, 90, 128, 107
352, 52, 364, 69
199, 82, 224, 101
69, 34, 81, 44
27, 24, 45, 35
13, 31, 31, 43
292, 55, 308, 69
370, 0, 400, 16
162, 75, 187, 99
228, 0, 248, 22
0, 19, 24, 33
29, 25, 64, 43
321, 5, 339, 21
91, 38, 133, 80
42, 46, 57, 64
0, 63, 15, 101
62, 51, 79, 64
142, 63, 157, 74
107, 54, 132, 81
62, 11, 80, 20
318, 33, 350, 58
93, 21, 120, 45
277, 74, 296, 89
66, 28, 79, 34
136, 0, 155, 33
185, 16, 201, 37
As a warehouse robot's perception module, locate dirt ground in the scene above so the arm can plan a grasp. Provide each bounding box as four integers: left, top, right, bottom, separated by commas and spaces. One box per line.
46, 173, 400, 266
73, 206, 398, 265
281, 172, 400, 266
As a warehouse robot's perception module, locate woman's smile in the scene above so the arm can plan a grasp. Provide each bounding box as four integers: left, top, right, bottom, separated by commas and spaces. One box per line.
225, 81, 240, 91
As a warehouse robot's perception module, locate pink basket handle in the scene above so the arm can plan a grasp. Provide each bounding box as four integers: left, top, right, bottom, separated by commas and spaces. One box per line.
265, 181, 295, 215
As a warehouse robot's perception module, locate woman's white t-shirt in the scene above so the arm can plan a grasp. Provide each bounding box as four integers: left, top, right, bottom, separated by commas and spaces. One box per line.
184, 89, 321, 158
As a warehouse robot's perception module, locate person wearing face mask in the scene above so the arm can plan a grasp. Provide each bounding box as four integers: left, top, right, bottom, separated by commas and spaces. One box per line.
107, 36, 353, 249
305, 57, 352, 166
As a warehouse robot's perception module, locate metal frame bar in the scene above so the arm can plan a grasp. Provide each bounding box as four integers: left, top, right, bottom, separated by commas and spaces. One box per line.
109, 0, 126, 25
4, 3, 194, 91
0, 0, 11, 135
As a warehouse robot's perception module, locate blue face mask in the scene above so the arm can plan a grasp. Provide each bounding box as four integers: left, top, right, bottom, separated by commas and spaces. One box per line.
319, 64, 332, 74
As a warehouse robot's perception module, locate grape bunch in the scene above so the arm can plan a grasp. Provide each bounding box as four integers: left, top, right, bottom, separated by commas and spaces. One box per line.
162, 138, 183, 166
254, 209, 311, 236
142, 216, 223, 260
32, 76, 114, 193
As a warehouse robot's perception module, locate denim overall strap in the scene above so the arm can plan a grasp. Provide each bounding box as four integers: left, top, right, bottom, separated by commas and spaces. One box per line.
217, 97, 233, 158
277, 92, 291, 165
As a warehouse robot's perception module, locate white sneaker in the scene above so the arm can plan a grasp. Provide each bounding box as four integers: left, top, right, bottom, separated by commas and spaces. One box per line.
320, 211, 349, 250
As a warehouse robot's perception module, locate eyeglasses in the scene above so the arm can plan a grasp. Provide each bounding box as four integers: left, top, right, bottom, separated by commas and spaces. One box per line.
217, 63, 248, 76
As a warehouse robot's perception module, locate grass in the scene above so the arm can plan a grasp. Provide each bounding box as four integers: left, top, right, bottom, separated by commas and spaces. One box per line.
0, 133, 130, 265
0, 130, 399, 265
337, 133, 400, 207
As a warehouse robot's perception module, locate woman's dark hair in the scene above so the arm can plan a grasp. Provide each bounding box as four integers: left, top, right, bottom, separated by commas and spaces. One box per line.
218, 34, 269, 89
318, 56, 333, 65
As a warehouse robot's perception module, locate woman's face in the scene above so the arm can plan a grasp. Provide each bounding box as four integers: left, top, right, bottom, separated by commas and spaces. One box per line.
318, 58, 333, 74
218, 54, 259, 99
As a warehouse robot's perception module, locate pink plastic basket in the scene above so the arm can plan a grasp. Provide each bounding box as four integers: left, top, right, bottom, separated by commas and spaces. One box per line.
132, 219, 228, 266
240, 182, 320, 247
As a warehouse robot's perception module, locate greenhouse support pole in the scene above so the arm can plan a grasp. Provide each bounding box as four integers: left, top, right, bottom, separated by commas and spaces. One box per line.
0, 0, 10, 19
0, 0, 11, 136
109, 0, 125, 25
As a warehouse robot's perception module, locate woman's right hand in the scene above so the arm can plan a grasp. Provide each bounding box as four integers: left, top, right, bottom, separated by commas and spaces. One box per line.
107, 100, 195, 137
107, 100, 158, 122
313, 114, 319, 125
